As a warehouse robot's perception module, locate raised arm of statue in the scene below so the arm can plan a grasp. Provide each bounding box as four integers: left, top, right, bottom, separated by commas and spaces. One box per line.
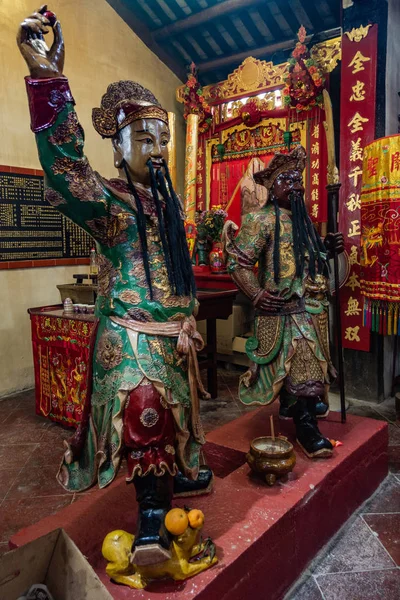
17, 6, 109, 235
17, 5, 64, 78
222, 215, 285, 312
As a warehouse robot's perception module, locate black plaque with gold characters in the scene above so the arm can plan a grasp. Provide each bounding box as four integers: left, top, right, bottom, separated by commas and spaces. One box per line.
0, 170, 92, 261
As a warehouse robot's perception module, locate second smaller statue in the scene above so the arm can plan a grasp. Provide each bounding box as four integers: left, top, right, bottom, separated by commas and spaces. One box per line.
223, 146, 344, 458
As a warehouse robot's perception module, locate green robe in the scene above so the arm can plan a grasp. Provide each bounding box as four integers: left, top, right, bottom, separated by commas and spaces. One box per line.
226, 205, 335, 406
35, 104, 203, 491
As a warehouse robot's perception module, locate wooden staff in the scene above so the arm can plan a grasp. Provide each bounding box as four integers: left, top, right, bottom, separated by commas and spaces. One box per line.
322, 90, 346, 423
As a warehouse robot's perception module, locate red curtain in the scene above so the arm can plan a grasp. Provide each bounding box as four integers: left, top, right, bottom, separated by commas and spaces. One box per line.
210, 154, 274, 225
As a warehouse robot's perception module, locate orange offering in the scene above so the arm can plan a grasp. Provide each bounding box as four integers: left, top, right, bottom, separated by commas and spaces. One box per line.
188, 509, 205, 529
165, 508, 189, 536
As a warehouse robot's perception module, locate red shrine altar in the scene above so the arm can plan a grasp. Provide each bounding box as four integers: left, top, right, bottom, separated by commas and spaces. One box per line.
177, 38, 341, 229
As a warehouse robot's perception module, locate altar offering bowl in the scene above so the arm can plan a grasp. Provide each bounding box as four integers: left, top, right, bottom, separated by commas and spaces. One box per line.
246, 436, 296, 486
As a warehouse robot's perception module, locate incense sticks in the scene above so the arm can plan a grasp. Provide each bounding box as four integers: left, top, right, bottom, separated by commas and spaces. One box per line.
270, 415, 275, 441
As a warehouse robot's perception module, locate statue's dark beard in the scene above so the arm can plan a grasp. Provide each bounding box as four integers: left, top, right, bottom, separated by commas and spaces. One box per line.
271, 191, 327, 284
123, 159, 196, 300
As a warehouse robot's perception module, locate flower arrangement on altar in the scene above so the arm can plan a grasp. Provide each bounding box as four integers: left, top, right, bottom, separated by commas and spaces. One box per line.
182, 62, 213, 133
283, 26, 325, 112
195, 205, 228, 242
195, 206, 228, 272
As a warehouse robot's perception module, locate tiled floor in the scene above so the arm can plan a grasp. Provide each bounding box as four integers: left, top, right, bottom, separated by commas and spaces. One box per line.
0, 367, 399, 600
285, 474, 400, 600
284, 391, 400, 600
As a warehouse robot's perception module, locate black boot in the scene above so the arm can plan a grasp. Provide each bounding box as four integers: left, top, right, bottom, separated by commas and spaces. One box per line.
280, 397, 329, 420
131, 473, 173, 566
173, 466, 213, 498
315, 398, 329, 419
293, 397, 333, 458
279, 392, 296, 420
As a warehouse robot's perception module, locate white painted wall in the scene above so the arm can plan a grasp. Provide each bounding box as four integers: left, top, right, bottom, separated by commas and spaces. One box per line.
0, 265, 78, 397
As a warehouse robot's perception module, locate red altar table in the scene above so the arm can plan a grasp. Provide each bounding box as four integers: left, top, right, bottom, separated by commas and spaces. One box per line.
194, 266, 237, 290
28, 305, 98, 428
196, 288, 237, 398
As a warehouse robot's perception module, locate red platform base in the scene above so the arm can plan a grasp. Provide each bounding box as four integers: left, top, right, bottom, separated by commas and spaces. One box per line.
10, 405, 388, 600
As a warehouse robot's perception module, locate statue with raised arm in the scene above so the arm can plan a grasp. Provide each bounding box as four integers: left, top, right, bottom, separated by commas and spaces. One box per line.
223, 146, 344, 458
17, 6, 212, 567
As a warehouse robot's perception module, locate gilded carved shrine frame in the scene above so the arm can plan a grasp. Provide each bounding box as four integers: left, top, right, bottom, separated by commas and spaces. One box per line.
177, 38, 341, 225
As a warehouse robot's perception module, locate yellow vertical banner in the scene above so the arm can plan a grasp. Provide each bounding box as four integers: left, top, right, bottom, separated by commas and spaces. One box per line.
183, 113, 199, 220
167, 112, 177, 189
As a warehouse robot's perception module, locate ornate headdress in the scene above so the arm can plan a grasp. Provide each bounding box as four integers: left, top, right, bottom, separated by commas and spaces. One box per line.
92, 80, 169, 138
254, 146, 307, 190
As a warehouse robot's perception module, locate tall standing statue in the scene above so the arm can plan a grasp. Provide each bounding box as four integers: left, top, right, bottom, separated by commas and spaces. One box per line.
223, 146, 344, 458
17, 6, 212, 566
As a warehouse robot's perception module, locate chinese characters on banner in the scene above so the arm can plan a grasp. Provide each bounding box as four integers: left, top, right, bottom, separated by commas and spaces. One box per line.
308, 118, 328, 224
338, 24, 378, 351
197, 142, 205, 211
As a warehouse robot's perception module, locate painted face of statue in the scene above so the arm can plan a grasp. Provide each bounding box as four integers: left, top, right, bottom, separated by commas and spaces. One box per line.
113, 118, 170, 186
272, 169, 304, 210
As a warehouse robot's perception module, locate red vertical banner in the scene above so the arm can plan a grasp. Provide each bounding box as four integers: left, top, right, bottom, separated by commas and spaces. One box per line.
338, 24, 378, 351
308, 114, 328, 224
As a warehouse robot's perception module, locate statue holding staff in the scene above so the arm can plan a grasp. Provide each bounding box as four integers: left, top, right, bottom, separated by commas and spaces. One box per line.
223, 146, 344, 458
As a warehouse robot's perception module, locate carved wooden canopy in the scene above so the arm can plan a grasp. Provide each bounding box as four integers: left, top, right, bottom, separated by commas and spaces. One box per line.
177, 37, 341, 105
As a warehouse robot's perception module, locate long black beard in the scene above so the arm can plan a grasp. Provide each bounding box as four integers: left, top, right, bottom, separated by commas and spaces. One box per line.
271, 191, 327, 284
123, 160, 196, 300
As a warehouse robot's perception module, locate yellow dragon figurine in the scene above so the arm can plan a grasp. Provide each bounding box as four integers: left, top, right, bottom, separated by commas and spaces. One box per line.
102, 508, 217, 589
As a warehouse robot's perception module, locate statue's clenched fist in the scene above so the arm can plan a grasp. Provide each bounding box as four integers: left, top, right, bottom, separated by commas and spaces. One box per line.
17, 4, 64, 78
324, 232, 345, 256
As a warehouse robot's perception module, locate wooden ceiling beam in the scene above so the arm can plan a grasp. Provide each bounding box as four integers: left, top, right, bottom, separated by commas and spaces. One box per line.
196, 26, 341, 73
105, 0, 186, 81
153, 0, 267, 40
